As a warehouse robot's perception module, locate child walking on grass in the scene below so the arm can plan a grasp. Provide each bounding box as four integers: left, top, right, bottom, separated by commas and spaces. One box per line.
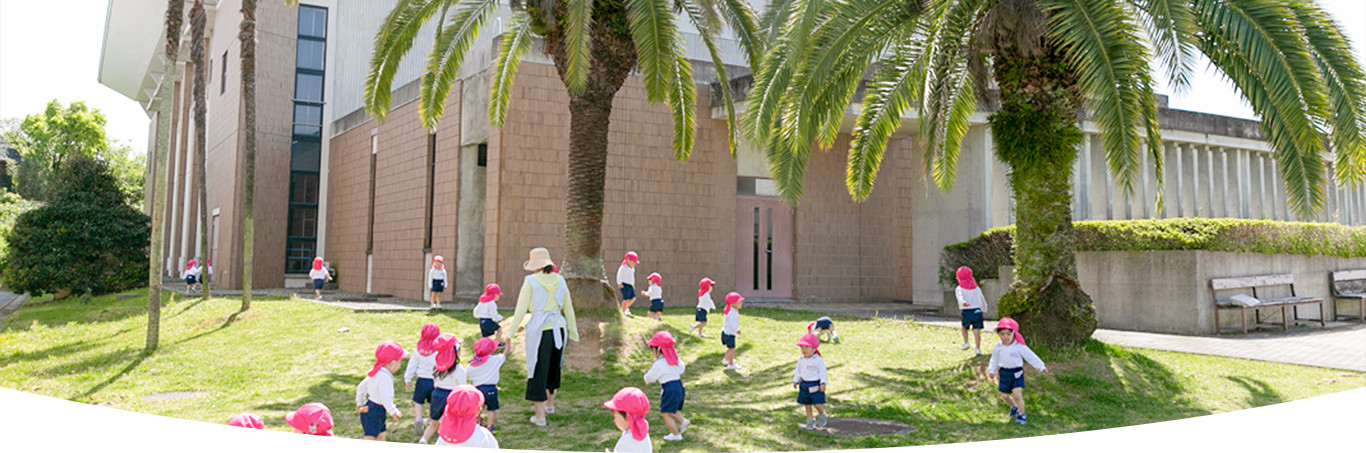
285, 402, 334, 436
644, 331, 690, 441
419, 333, 466, 444
429, 255, 448, 309
807, 317, 841, 343
987, 317, 1048, 425
356, 341, 408, 440
793, 333, 829, 429
309, 257, 331, 299
604, 387, 652, 453
721, 292, 743, 370
955, 266, 987, 355
466, 337, 506, 431
617, 251, 640, 317
405, 323, 440, 433
643, 273, 664, 321
474, 284, 507, 345
436, 385, 500, 448
690, 278, 716, 338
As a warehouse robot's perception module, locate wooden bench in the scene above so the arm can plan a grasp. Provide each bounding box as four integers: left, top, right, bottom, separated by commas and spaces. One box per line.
1210, 274, 1324, 334
1330, 270, 1366, 323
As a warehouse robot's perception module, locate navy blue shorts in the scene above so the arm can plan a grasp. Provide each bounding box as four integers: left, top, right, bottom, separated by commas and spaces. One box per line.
721, 332, 736, 349
412, 377, 435, 404
659, 380, 685, 413
313, 278, 325, 290
998, 367, 1025, 394
185, 275, 197, 285
429, 387, 451, 420
961, 308, 984, 330
620, 284, 636, 300
649, 299, 664, 313
479, 318, 501, 337
815, 317, 833, 330
797, 380, 826, 405
360, 400, 387, 437
695, 308, 708, 322
476, 384, 500, 411
431, 279, 445, 293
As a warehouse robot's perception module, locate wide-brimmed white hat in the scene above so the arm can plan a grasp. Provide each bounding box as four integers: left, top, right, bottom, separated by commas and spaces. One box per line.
523, 247, 554, 271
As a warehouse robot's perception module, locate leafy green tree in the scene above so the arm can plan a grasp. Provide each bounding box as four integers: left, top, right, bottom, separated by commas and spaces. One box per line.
750, 0, 1366, 346
2, 101, 129, 202
0, 190, 37, 270
2, 156, 150, 297
364, 0, 763, 307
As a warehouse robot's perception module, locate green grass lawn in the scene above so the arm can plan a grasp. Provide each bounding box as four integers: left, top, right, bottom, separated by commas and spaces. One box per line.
2, 292, 1363, 451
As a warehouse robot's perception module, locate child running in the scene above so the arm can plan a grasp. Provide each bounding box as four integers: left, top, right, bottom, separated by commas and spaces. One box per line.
405, 323, 441, 433
419, 333, 465, 444
690, 278, 716, 338
603, 387, 652, 452
466, 337, 506, 431
227, 413, 264, 429
436, 385, 500, 448
355, 341, 408, 441
308, 257, 331, 299
720, 292, 743, 370
183, 260, 201, 292
643, 331, 689, 441
955, 266, 986, 355
429, 256, 448, 309
617, 251, 640, 317
285, 402, 334, 436
987, 317, 1049, 425
807, 317, 841, 343
473, 284, 507, 345
793, 333, 829, 429
643, 273, 664, 321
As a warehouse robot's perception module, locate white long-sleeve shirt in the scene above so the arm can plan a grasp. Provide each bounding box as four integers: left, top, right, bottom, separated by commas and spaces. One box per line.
181, 266, 201, 279
435, 425, 500, 448
955, 286, 986, 311
355, 368, 401, 414
612, 430, 652, 453
308, 268, 329, 280
792, 355, 828, 384
466, 354, 506, 386
429, 268, 447, 282
721, 309, 740, 335
987, 342, 1047, 374
643, 358, 685, 385
616, 265, 635, 287
696, 292, 715, 311
403, 351, 437, 382
473, 301, 504, 321
642, 283, 662, 301
433, 365, 467, 390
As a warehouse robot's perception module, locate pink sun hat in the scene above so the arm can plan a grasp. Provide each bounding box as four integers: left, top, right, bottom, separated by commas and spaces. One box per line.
698, 278, 715, 297
647, 272, 661, 284
415, 323, 441, 355
995, 317, 1027, 345
478, 283, 502, 303
603, 387, 650, 441
470, 337, 498, 367
367, 341, 409, 377
285, 402, 334, 436
312, 257, 324, 271
227, 413, 264, 429
956, 266, 977, 290
645, 331, 680, 365
796, 333, 821, 356
433, 333, 463, 373
439, 385, 485, 444
622, 251, 639, 266
724, 292, 743, 314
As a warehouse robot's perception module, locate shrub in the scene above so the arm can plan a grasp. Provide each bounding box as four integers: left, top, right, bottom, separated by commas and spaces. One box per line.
2, 156, 149, 296
940, 218, 1366, 285
0, 191, 37, 265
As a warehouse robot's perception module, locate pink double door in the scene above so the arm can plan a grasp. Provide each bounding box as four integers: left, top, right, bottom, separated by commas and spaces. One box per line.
735, 196, 793, 299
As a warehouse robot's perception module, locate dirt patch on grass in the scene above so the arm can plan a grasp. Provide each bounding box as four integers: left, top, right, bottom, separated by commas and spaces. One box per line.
506, 315, 611, 371
803, 417, 917, 438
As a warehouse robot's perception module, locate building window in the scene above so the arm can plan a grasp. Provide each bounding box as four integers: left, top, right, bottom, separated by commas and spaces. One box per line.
220, 50, 227, 94
286, 4, 327, 273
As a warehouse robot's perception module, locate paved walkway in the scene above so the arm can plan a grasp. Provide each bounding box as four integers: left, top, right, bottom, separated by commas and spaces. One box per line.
0, 291, 27, 321
160, 279, 473, 313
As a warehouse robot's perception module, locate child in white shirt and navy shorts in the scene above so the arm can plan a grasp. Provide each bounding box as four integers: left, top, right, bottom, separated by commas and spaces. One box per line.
419, 333, 466, 444
643, 273, 664, 320
405, 323, 441, 432
428, 256, 447, 309
691, 278, 716, 338
644, 331, 690, 441
473, 284, 506, 345
987, 317, 1049, 425
466, 337, 507, 431
793, 333, 829, 429
308, 257, 331, 299
617, 251, 639, 317
955, 266, 987, 355
355, 341, 408, 440
720, 292, 743, 370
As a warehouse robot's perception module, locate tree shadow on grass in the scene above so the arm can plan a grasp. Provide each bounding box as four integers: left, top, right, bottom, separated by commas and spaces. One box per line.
75, 350, 151, 401
1225, 376, 1283, 406
0, 339, 107, 367
252, 372, 369, 437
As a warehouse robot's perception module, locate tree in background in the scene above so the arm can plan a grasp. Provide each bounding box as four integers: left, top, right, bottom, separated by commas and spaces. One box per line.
2, 156, 150, 297
2, 101, 144, 204
191, 0, 211, 299
147, 0, 184, 351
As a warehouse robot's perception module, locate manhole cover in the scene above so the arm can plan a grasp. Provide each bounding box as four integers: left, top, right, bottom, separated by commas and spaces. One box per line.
801, 417, 917, 438
142, 391, 210, 402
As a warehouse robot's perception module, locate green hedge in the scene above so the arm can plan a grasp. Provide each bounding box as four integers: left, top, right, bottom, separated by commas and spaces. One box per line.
940, 218, 1366, 285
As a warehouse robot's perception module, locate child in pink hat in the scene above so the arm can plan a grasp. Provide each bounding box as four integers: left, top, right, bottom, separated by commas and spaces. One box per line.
285, 403, 334, 436
604, 387, 652, 452
419, 333, 466, 444
955, 266, 987, 355
428, 255, 448, 309
720, 292, 744, 370
308, 257, 332, 299
987, 317, 1048, 425
473, 283, 507, 345
405, 323, 441, 434
642, 272, 665, 320
355, 341, 409, 440
643, 331, 689, 441
466, 337, 507, 431
227, 413, 264, 429
617, 251, 640, 317
436, 385, 499, 448
807, 316, 841, 343
182, 260, 202, 292
793, 333, 829, 429
690, 278, 716, 338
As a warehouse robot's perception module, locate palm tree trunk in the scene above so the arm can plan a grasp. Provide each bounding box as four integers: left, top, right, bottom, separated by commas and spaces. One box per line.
545, 18, 637, 309
239, 0, 257, 311
989, 41, 1097, 348
191, 0, 210, 300
148, 0, 184, 352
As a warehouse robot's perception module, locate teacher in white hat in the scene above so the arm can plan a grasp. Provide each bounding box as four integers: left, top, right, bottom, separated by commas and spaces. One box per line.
506, 247, 579, 426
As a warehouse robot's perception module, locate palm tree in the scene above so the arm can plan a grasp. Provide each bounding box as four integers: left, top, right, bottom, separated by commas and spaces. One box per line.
148, 0, 184, 352
191, 0, 211, 301
364, 0, 763, 307
749, 0, 1366, 346
240, 0, 258, 312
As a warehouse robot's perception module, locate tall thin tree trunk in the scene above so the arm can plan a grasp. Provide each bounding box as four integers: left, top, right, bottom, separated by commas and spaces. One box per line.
989, 38, 1097, 348
148, 0, 184, 352
239, 0, 257, 311
192, 0, 210, 300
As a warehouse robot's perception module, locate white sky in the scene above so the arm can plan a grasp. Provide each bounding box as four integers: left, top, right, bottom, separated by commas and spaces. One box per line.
0, 0, 1363, 158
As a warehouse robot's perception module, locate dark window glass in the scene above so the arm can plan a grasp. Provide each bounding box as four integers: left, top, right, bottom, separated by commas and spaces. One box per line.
752, 207, 760, 290
298, 6, 327, 39
221, 50, 227, 94
477, 143, 487, 167
293, 125, 322, 137
285, 240, 315, 273
296, 39, 325, 71
294, 104, 322, 126
295, 73, 323, 102
289, 207, 318, 237
291, 141, 321, 172
290, 172, 320, 204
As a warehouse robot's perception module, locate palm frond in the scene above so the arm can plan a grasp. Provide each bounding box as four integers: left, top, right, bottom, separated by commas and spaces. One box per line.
920, 0, 986, 194
716, 0, 765, 68
420, 0, 500, 130
1286, 0, 1366, 185
365, 0, 448, 121
683, 0, 740, 155
758, 0, 797, 43
563, 0, 594, 95
1129, 0, 1198, 93
667, 55, 698, 160
847, 42, 929, 200
627, 0, 685, 103
489, 11, 535, 127
742, 0, 828, 149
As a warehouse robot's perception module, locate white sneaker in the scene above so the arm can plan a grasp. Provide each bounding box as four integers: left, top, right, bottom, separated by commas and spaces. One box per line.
698, 333, 708, 338
529, 416, 547, 426
679, 418, 691, 433
417, 439, 429, 445
804, 418, 816, 430
663, 434, 684, 442
960, 342, 971, 350
726, 363, 742, 370
625, 309, 634, 317
545, 405, 555, 414
817, 413, 828, 427
974, 348, 982, 356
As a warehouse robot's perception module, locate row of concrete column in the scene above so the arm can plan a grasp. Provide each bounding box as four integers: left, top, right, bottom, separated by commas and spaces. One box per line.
148, 62, 206, 277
